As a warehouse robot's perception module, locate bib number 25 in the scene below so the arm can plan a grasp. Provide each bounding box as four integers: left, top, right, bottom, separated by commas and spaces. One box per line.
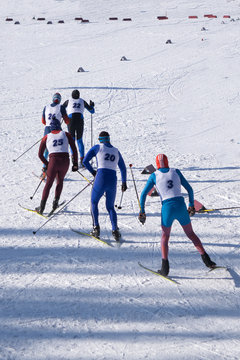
53, 139, 63, 147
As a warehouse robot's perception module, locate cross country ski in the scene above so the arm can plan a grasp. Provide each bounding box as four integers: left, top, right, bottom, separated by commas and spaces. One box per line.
70, 227, 114, 247
138, 262, 180, 284
18, 203, 48, 218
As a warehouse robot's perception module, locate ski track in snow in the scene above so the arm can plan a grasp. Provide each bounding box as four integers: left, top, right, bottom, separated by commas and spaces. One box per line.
1, 0, 240, 359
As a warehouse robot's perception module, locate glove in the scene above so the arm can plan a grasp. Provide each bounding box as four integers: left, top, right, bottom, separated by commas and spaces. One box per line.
90, 100, 95, 108
92, 170, 97, 177
138, 212, 146, 225
72, 164, 78, 172
121, 182, 127, 192
188, 206, 196, 216
42, 163, 48, 172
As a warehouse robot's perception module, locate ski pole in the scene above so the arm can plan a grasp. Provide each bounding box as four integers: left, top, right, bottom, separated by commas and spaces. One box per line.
33, 182, 92, 235
197, 205, 240, 213
129, 164, 141, 211
30, 178, 44, 200
115, 191, 124, 210
91, 114, 93, 148
77, 170, 91, 184
13, 138, 41, 162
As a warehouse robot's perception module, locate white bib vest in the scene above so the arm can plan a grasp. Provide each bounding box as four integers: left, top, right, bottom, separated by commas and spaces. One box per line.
45, 104, 62, 126
96, 144, 119, 171
46, 131, 69, 154
67, 98, 84, 115
155, 168, 182, 201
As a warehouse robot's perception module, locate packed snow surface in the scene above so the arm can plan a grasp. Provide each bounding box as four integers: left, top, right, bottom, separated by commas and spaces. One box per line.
1, 0, 240, 359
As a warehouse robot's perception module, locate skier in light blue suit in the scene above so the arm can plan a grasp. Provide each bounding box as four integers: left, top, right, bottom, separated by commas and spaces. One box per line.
139, 154, 216, 276
83, 131, 127, 241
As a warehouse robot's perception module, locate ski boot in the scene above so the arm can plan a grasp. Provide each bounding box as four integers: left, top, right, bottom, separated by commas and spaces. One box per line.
35, 200, 46, 215
90, 225, 100, 238
201, 252, 216, 268
52, 197, 60, 212
158, 259, 169, 276
112, 228, 121, 242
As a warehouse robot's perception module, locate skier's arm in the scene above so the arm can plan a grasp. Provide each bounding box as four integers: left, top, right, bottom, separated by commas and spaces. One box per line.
66, 132, 78, 165
38, 135, 48, 167
176, 169, 194, 207
61, 105, 70, 125
139, 173, 156, 213
42, 106, 46, 125
62, 100, 68, 108
118, 152, 127, 183
83, 145, 99, 176
84, 100, 95, 114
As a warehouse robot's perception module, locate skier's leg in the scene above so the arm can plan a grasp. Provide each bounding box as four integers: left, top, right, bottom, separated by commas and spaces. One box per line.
181, 222, 205, 254
105, 185, 117, 230
55, 157, 69, 199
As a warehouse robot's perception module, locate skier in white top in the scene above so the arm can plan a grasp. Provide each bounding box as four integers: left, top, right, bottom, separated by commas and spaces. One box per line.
139, 154, 216, 276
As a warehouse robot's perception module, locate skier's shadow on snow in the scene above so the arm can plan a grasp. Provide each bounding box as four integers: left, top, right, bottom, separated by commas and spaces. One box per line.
182, 166, 240, 171
57, 86, 155, 91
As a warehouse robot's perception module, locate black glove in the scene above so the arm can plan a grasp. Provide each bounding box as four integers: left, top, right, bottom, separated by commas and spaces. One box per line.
90, 100, 95, 108
188, 206, 196, 216
121, 182, 127, 192
72, 164, 78, 172
92, 170, 97, 177
138, 212, 146, 224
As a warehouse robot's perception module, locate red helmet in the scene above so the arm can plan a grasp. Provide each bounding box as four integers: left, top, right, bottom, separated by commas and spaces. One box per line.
156, 154, 169, 169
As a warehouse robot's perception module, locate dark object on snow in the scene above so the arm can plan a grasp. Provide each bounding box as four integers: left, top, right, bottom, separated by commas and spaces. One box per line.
47, 21, 53, 24
201, 27, 207, 31
77, 67, 85, 72
75, 17, 83, 21
6, 18, 13, 21
166, 39, 172, 44
157, 16, 168, 20
37, 17, 45, 21
14, 21, 20, 25
82, 19, 89, 23
141, 164, 156, 174
150, 189, 159, 197
120, 56, 128, 61
109, 17, 118, 20
58, 20, 64, 24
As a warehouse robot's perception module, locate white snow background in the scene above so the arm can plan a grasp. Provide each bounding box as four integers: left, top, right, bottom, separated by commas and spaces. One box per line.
1, 0, 240, 359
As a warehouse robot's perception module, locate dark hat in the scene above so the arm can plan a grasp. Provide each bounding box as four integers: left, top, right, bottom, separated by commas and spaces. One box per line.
72, 89, 80, 99
50, 119, 62, 131
98, 131, 110, 143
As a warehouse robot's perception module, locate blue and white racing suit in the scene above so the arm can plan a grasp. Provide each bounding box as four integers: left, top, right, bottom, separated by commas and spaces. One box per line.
83, 143, 127, 230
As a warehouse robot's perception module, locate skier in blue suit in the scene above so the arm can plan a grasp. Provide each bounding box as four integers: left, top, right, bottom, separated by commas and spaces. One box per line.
83, 131, 127, 241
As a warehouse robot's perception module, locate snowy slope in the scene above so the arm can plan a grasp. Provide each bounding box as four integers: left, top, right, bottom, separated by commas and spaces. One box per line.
1, 0, 240, 359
